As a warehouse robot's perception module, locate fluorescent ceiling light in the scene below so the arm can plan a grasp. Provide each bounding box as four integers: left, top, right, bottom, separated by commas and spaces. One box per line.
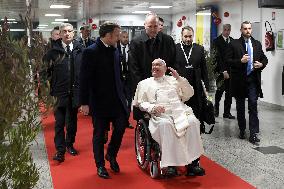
149, 6, 172, 9
50, 4, 71, 9
45, 14, 61, 17
37, 26, 46, 29
195, 12, 211, 16
1, 18, 16, 21
132, 11, 151, 14
38, 24, 48, 27
55, 18, 68, 21
51, 21, 63, 24
7, 21, 17, 24
10, 29, 25, 31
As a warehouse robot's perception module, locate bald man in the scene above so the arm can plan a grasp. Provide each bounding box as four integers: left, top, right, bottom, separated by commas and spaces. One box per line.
128, 13, 176, 107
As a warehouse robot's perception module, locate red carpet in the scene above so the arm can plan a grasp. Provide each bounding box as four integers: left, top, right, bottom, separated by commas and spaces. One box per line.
42, 113, 255, 189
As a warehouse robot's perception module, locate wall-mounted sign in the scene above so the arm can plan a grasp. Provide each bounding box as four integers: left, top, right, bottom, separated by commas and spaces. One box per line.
276, 30, 284, 49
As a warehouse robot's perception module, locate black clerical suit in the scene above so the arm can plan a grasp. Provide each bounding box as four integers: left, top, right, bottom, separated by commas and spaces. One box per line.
175, 42, 209, 126
80, 38, 129, 168
213, 35, 234, 117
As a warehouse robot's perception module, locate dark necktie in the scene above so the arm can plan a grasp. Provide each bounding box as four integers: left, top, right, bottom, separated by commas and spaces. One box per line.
246, 40, 253, 75
226, 38, 229, 43
66, 44, 71, 55
121, 46, 128, 74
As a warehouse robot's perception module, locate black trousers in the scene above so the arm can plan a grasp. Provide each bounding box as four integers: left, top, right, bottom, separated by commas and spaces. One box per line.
235, 77, 259, 135
54, 97, 78, 153
92, 109, 127, 168
214, 74, 233, 115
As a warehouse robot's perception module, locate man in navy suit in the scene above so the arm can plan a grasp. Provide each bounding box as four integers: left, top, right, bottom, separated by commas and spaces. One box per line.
213, 24, 235, 119
80, 22, 129, 179
226, 21, 268, 144
77, 25, 95, 48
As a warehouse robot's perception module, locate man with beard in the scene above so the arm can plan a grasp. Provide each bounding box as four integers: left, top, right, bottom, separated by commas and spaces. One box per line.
226, 21, 268, 144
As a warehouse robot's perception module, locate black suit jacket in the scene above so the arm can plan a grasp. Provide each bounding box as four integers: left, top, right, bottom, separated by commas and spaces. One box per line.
213, 35, 234, 73
76, 37, 95, 48
128, 31, 176, 96
226, 37, 268, 98
175, 43, 209, 117
80, 38, 128, 117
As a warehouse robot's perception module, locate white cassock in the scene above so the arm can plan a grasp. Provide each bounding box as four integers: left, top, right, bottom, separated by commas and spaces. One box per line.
133, 75, 204, 168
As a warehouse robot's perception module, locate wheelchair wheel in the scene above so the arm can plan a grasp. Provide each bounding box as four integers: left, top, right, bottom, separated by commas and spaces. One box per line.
135, 119, 151, 169
150, 161, 159, 179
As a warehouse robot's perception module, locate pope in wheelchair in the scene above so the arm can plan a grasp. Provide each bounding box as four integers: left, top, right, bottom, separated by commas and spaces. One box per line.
133, 58, 205, 177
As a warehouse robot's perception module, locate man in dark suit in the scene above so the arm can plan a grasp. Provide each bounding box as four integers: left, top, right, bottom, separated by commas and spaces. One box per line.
213, 24, 235, 119
128, 12, 176, 101
77, 25, 95, 48
226, 21, 268, 144
80, 22, 129, 179
43, 23, 84, 162
175, 25, 209, 172
175, 26, 210, 133
117, 31, 133, 129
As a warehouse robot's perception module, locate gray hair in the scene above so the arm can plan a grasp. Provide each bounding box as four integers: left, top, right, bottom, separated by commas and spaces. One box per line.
223, 24, 231, 30
59, 23, 74, 31
145, 12, 159, 22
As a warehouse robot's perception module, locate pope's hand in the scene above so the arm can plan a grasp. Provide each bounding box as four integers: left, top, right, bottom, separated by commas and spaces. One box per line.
168, 67, 180, 79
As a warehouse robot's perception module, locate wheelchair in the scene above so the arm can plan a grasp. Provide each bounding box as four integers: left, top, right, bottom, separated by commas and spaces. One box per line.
134, 108, 162, 178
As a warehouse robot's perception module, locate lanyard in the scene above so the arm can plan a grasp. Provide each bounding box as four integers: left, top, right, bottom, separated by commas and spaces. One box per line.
180, 42, 193, 68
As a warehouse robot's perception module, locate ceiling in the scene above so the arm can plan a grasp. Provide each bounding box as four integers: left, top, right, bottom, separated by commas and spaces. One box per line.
0, 0, 234, 29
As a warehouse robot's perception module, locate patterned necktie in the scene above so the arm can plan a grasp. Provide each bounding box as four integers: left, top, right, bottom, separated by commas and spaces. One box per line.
246, 40, 253, 75
66, 44, 71, 55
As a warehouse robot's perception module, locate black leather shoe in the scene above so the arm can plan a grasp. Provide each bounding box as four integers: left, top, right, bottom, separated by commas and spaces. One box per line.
97, 166, 110, 179
105, 154, 120, 173
239, 131, 246, 139
164, 166, 178, 177
127, 124, 134, 129
249, 134, 260, 144
223, 113, 236, 119
66, 145, 78, 156
53, 151, 65, 163
186, 163, 205, 176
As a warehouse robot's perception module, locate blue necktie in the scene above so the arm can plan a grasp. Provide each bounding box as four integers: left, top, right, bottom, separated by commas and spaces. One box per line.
246, 40, 253, 75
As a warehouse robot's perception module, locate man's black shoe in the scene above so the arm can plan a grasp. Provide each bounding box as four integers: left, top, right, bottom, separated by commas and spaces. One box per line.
127, 124, 134, 129
53, 151, 65, 163
223, 113, 236, 119
249, 134, 260, 144
164, 166, 178, 177
105, 154, 120, 173
97, 166, 110, 179
186, 163, 205, 176
239, 131, 246, 139
66, 145, 78, 156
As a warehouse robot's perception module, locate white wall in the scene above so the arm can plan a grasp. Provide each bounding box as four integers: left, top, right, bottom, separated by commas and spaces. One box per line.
171, 11, 196, 42
216, 0, 284, 106
172, 0, 284, 106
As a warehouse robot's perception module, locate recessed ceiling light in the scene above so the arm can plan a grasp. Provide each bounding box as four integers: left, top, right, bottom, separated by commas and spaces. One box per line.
50, 5, 71, 9
149, 6, 172, 9
132, 11, 151, 14
55, 18, 68, 21
45, 14, 61, 17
